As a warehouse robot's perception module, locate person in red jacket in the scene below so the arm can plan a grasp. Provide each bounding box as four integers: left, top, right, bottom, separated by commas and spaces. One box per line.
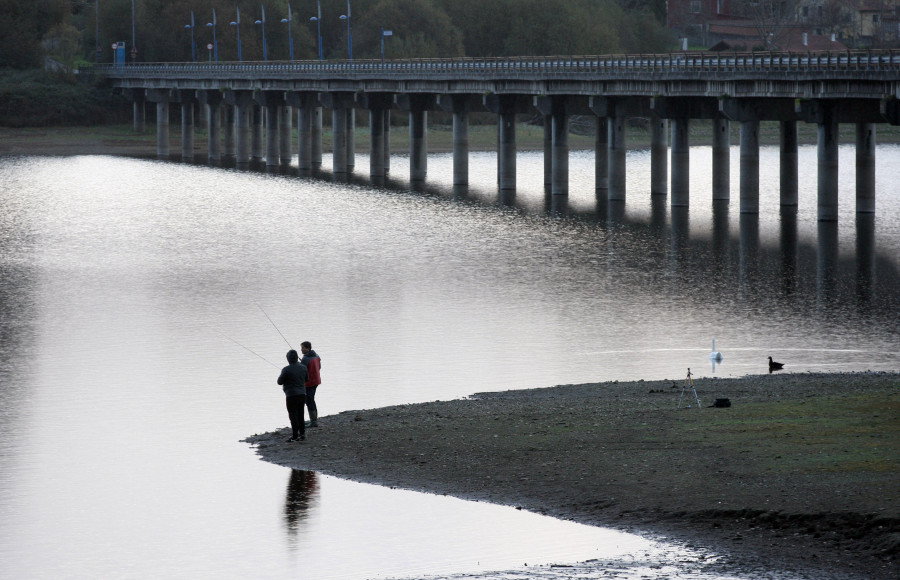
300, 341, 322, 427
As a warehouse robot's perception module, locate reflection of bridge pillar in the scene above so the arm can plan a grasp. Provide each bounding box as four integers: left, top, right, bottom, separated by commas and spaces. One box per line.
856, 123, 876, 213
780, 207, 799, 295
670, 118, 690, 206
739, 213, 760, 292
817, 221, 839, 304
279, 105, 292, 166
651, 115, 668, 196
146, 89, 170, 159
439, 95, 485, 187
780, 121, 798, 205
856, 213, 875, 303
712, 118, 730, 200
312, 107, 323, 169
817, 105, 839, 221
740, 120, 760, 213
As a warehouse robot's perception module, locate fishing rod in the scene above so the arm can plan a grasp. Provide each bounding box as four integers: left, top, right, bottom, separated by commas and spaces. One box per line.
212, 327, 279, 368
256, 303, 294, 350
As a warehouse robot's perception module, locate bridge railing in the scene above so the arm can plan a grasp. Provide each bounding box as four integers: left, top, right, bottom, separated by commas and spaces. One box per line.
91, 50, 900, 78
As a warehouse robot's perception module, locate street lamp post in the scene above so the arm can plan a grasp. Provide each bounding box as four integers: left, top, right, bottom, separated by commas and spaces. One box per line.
185, 11, 196, 62
131, 0, 136, 60
310, 1, 323, 61
206, 9, 218, 62
281, 4, 293, 62
95, 0, 101, 62
230, 6, 242, 62
255, 5, 267, 62
339, 0, 352, 60
381, 27, 392, 63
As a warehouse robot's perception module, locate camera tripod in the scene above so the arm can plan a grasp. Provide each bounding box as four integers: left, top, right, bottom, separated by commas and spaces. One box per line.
677, 367, 701, 409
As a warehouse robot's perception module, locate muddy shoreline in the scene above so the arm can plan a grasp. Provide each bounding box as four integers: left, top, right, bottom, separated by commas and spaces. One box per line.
246, 372, 899, 579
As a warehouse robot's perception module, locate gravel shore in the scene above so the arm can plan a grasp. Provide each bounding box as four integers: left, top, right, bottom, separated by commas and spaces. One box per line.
246, 372, 899, 580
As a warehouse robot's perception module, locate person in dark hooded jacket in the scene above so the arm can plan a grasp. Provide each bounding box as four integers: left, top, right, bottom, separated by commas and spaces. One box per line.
300, 341, 321, 427
277, 349, 308, 442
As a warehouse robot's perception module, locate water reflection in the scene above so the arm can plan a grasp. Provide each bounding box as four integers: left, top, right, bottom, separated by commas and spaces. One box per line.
817, 220, 840, 306
779, 207, 799, 296
283, 470, 319, 541
856, 213, 876, 306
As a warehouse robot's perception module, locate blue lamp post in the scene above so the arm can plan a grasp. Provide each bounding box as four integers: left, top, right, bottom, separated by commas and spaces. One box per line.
381, 27, 392, 63
206, 8, 218, 62
339, 0, 352, 60
310, 1, 323, 61
230, 6, 242, 62
185, 11, 196, 62
281, 4, 294, 62
255, 5, 267, 62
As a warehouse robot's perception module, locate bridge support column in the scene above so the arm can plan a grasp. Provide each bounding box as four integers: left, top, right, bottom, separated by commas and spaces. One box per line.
452, 110, 468, 185
224, 90, 254, 168
740, 120, 760, 213
608, 110, 626, 201
223, 105, 236, 164
197, 90, 224, 165
544, 116, 552, 187
383, 110, 391, 174
358, 93, 394, 180
410, 109, 427, 182
287, 93, 320, 176
780, 121, 798, 206
134, 100, 145, 133
651, 115, 668, 195
332, 107, 348, 175
712, 118, 730, 200
251, 105, 264, 164
312, 107, 323, 170
146, 90, 171, 159
180, 101, 194, 162
346, 109, 356, 172
498, 112, 516, 191
856, 123, 876, 213
595, 116, 608, 193
817, 104, 839, 221
279, 104, 292, 167
265, 104, 280, 169
551, 111, 569, 197
670, 118, 690, 206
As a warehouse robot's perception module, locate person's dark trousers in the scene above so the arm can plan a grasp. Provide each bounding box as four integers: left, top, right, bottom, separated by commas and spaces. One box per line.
286, 394, 307, 438
305, 386, 318, 425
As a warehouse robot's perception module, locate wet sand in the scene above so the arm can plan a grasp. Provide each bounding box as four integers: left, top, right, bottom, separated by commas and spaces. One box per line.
246, 372, 899, 580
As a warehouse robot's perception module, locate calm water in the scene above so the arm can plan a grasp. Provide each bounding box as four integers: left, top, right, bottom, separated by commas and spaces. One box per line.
1, 143, 899, 579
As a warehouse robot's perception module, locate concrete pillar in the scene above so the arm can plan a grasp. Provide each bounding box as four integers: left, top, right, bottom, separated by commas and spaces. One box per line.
208, 103, 221, 163
551, 111, 568, 197
712, 118, 730, 200
740, 120, 760, 213
544, 115, 553, 187
235, 104, 250, 166
181, 102, 194, 162
312, 107, 323, 169
297, 105, 312, 174
369, 107, 386, 178
780, 121, 799, 206
223, 105, 236, 163
670, 118, 690, 207
410, 109, 427, 182
453, 110, 469, 186
155, 102, 169, 159
346, 108, 355, 172
279, 105, 292, 166
332, 107, 348, 175
595, 116, 608, 192
383, 110, 391, 174
608, 111, 626, 201
818, 107, 839, 221
265, 104, 279, 168
856, 123, 876, 213
498, 111, 516, 191
133, 101, 145, 133
651, 115, 668, 195
251, 105, 264, 163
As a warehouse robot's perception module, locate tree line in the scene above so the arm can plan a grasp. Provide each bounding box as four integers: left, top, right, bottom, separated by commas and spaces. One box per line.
1, 0, 674, 70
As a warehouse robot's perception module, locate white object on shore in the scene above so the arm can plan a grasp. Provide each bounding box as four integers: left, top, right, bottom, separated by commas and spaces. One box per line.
709, 338, 723, 361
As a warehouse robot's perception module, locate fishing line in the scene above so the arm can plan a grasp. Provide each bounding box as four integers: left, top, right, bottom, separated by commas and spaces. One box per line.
212, 327, 279, 368
256, 302, 294, 350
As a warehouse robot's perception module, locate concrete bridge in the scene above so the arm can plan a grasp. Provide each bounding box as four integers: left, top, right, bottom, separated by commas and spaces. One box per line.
98, 51, 900, 219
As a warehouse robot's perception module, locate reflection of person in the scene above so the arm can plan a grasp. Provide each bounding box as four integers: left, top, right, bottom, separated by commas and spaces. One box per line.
283, 470, 319, 538
300, 341, 322, 427
277, 349, 308, 442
